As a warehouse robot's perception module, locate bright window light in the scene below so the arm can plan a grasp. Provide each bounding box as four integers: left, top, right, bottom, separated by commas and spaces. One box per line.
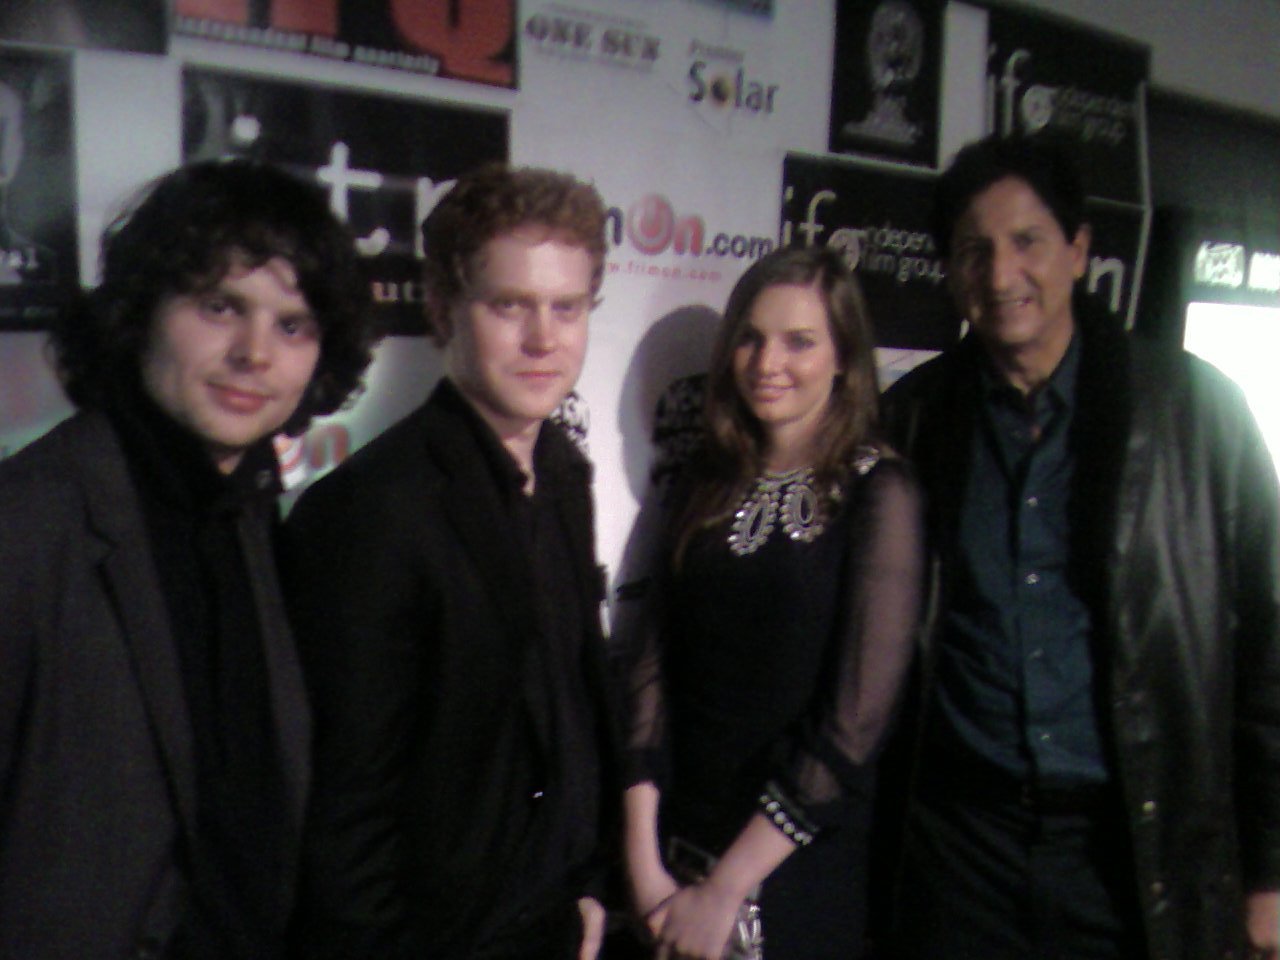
1183, 301, 1280, 479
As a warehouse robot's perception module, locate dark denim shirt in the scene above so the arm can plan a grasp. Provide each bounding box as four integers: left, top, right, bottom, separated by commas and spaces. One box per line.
933, 334, 1110, 784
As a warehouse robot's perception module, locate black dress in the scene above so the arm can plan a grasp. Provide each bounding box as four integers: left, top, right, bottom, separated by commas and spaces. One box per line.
622, 450, 925, 959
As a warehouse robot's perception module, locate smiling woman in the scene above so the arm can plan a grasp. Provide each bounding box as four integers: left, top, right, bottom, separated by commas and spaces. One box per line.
617, 245, 926, 960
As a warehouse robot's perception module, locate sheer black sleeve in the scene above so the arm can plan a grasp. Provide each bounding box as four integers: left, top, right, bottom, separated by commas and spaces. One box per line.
613, 484, 675, 790
772, 457, 926, 824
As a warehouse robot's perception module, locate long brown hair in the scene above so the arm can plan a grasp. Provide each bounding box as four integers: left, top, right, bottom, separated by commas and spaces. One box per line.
671, 245, 883, 564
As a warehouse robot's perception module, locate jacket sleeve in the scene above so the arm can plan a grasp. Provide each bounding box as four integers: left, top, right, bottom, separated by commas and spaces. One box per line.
1226, 382, 1280, 890
0, 478, 43, 817
283, 477, 428, 960
768, 459, 927, 831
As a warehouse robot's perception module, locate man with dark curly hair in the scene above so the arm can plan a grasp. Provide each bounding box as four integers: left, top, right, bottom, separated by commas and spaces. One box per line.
0, 159, 377, 960
285, 163, 617, 960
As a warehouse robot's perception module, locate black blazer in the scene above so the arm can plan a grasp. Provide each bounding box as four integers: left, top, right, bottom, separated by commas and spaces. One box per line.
0, 412, 310, 960
284, 381, 619, 959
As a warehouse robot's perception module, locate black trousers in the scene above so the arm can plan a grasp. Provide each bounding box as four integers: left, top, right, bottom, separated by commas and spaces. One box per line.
890, 780, 1145, 960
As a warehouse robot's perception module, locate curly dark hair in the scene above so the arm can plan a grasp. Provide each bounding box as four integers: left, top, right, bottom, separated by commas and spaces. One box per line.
420, 163, 607, 344
51, 159, 378, 434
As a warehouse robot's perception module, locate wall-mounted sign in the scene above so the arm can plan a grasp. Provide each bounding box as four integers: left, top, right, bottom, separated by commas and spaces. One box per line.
183, 67, 508, 335
985, 4, 1149, 206
174, 0, 518, 89
828, 0, 943, 167
782, 152, 953, 350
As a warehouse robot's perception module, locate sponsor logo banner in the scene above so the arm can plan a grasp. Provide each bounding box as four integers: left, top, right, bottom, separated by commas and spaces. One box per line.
986, 6, 1149, 205
183, 67, 508, 335
523, 3, 660, 73
783, 154, 953, 350
174, 0, 518, 89
604, 191, 774, 285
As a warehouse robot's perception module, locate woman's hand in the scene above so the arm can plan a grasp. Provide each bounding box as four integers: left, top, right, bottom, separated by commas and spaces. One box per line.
653, 877, 745, 960
629, 858, 680, 940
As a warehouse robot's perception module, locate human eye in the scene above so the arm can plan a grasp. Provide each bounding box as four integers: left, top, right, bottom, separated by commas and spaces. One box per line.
278, 313, 319, 340
785, 331, 817, 351
199, 293, 238, 320
552, 296, 589, 320
1013, 231, 1040, 252
485, 294, 528, 320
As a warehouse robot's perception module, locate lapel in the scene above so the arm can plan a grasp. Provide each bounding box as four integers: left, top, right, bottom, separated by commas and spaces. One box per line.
238, 507, 311, 830
909, 338, 981, 562
418, 387, 551, 750
70, 413, 200, 842
1069, 315, 1137, 615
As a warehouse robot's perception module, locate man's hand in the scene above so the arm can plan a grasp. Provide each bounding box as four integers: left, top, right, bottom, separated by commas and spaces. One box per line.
1247, 890, 1280, 959
577, 896, 606, 960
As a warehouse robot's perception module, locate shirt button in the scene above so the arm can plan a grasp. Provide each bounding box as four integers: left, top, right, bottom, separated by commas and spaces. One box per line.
1028, 648, 1044, 660
1038, 731, 1052, 742
1025, 495, 1039, 508
1024, 572, 1040, 586
1141, 799, 1158, 816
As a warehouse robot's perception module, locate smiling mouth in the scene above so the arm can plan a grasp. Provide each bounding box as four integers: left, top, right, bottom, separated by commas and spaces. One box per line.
210, 383, 270, 413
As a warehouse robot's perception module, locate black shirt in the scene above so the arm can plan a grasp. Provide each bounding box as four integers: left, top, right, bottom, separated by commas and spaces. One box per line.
444, 383, 603, 941
933, 336, 1110, 784
107, 388, 290, 959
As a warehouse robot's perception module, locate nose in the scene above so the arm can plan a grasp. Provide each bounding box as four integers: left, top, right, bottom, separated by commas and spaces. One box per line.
228, 315, 272, 369
523, 306, 557, 355
988, 242, 1018, 292
753, 339, 782, 377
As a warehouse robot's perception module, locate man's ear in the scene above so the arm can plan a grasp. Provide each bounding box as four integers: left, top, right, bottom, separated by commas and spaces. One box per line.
1071, 223, 1092, 280
425, 295, 453, 349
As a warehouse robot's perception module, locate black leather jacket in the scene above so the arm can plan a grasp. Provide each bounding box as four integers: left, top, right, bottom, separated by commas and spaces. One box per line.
881, 315, 1280, 960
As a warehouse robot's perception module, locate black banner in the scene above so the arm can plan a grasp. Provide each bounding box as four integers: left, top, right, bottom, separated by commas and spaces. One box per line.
782, 153, 954, 351
829, 0, 943, 168
986, 4, 1149, 205
0, 50, 78, 331
183, 68, 508, 335
174, 0, 517, 89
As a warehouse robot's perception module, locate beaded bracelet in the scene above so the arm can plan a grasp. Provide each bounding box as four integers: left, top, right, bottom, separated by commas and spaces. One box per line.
758, 780, 818, 846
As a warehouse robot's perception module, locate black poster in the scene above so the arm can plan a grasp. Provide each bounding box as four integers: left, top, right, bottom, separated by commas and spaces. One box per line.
0, 50, 77, 330
0, 0, 166, 54
183, 68, 507, 335
829, 0, 943, 168
174, 0, 517, 89
782, 154, 954, 351
986, 5, 1149, 205
1081, 200, 1146, 325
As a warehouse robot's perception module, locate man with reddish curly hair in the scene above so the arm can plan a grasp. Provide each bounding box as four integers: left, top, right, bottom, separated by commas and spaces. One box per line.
285, 164, 617, 960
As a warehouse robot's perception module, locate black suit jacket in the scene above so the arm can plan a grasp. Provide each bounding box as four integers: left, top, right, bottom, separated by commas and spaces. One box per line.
285, 381, 619, 959
0, 411, 310, 960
